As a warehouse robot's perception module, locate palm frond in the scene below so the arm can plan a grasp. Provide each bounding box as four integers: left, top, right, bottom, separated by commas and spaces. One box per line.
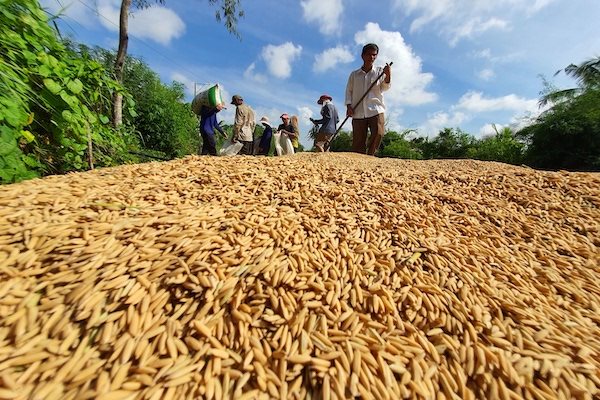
538, 87, 581, 107
562, 56, 600, 89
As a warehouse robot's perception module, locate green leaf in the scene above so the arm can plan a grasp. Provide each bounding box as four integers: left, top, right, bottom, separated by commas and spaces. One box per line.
0, 140, 17, 156
99, 115, 110, 124
20, 130, 35, 143
67, 79, 83, 94
62, 110, 74, 123
38, 64, 52, 77
22, 155, 40, 168
43, 78, 62, 94
0, 168, 15, 184
60, 91, 78, 108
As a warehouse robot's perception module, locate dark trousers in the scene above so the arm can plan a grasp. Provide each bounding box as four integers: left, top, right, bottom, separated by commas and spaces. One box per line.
239, 140, 254, 155
351, 113, 385, 155
200, 130, 217, 156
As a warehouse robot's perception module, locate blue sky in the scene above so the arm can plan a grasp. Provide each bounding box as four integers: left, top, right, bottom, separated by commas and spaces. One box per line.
42, 0, 600, 148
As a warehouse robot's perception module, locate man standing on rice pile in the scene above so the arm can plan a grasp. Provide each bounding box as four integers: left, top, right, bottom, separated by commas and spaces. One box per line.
230, 94, 256, 155
310, 94, 339, 152
345, 43, 392, 156
198, 104, 226, 156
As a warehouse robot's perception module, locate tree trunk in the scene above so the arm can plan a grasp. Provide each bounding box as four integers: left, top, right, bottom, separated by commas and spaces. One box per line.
87, 124, 94, 170
113, 0, 131, 128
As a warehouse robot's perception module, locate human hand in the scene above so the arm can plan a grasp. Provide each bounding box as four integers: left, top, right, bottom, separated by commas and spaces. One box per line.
383, 62, 392, 82
346, 105, 353, 117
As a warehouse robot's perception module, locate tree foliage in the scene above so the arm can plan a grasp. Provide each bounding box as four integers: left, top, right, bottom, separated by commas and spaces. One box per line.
0, 0, 136, 183
329, 131, 352, 152
520, 56, 600, 171
519, 89, 600, 170
112, 0, 244, 126
470, 126, 524, 165
121, 58, 199, 158
426, 128, 475, 159
378, 130, 422, 159
539, 56, 600, 107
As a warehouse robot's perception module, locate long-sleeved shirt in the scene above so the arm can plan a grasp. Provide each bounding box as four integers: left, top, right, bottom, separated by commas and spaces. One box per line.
234, 103, 256, 141
277, 123, 298, 148
345, 66, 391, 119
199, 106, 225, 136
312, 101, 339, 134
258, 125, 273, 155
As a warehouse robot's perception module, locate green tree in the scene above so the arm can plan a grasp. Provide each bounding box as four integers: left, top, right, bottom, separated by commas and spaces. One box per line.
83, 47, 201, 158
519, 56, 600, 171
539, 56, 600, 107
471, 125, 525, 165
329, 131, 352, 152
124, 59, 199, 157
379, 129, 422, 159
427, 128, 476, 159
519, 89, 600, 170
112, 0, 244, 127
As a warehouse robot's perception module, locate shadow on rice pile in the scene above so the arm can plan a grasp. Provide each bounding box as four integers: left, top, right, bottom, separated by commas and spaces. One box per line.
0, 153, 599, 400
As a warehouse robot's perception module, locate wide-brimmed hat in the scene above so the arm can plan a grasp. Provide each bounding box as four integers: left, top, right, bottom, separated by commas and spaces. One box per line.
280, 113, 289, 119
260, 116, 271, 127
231, 94, 243, 105
317, 94, 333, 104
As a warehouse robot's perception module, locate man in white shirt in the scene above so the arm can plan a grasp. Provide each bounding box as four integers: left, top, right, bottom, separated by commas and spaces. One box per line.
344, 43, 392, 155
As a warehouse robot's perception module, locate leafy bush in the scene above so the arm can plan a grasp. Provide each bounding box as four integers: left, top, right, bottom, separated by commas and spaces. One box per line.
425, 128, 475, 159
0, 0, 136, 183
85, 50, 200, 158
379, 130, 422, 159
329, 131, 352, 152
470, 127, 525, 165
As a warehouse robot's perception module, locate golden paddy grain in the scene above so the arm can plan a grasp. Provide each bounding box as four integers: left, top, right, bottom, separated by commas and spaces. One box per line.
0, 153, 599, 399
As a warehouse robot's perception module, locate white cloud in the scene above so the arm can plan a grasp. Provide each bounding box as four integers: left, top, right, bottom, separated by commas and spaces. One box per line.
97, 0, 185, 45
313, 46, 354, 73
420, 111, 468, 137
261, 42, 303, 79
244, 63, 268, 83
456, 91, 538, 113
392, 0, 557, 45
129, 8, 185, 45
301, 0, 344, 36
449, 17, 508, 46
470, 48, 521, 64
527, 0, 557, 15
472, 48, 493, 60
479, 123, 504, 137
478, 68, 495, 81
353, 23, 437, 106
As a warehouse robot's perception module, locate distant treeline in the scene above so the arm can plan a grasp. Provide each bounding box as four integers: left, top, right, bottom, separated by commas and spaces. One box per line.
1, 0, 598, 184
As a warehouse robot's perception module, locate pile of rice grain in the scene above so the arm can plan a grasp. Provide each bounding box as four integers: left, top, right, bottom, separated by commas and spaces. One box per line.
0, 153, 599, 400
